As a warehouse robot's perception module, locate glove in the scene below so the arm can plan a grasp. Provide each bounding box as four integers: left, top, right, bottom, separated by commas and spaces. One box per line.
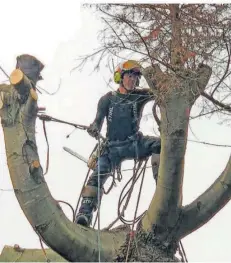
87, 123, 99, 138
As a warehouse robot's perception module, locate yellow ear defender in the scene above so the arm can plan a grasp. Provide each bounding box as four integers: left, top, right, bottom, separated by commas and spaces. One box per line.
114, 71, 122, 84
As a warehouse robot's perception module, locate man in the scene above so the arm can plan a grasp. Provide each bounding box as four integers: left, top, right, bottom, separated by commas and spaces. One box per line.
75, 60, 161, 227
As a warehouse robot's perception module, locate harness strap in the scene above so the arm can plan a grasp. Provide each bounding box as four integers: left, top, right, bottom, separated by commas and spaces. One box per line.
108, 132, 140, 147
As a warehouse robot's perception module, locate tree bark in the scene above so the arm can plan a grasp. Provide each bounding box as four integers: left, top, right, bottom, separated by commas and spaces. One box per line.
170, 4, 183, 67
0, 245, 66, 262
141, 64, 212, 240
142, 94, 190, 234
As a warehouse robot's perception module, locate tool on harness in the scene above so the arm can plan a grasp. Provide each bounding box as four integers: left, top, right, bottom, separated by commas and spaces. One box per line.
87, 133, 139, 171
107, 132, 139, 147
87, 139, 107, 170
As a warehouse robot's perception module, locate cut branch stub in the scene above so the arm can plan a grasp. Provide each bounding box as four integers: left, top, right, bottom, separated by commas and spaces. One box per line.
30, 88, 38, 101
10, 69, 24, 85
10, 69, 32, 99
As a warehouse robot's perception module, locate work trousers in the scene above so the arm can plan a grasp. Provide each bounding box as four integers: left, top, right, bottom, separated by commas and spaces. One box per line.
86, 134, 161, 192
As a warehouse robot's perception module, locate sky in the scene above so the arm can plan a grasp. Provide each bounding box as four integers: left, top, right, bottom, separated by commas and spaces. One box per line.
0, 1, 231, 262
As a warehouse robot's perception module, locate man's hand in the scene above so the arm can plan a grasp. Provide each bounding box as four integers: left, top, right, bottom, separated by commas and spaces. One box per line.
87, 123, 99, 138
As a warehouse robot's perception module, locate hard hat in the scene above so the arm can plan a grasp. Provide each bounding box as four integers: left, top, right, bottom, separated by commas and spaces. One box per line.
114, 60, 142, 84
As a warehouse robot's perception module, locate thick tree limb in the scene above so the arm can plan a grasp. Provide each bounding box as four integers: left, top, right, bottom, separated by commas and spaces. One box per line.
177, 155, 231, 239
0, 245, 66, 262
142, 63, 212, 239
195, 64, 212, 93
0, 82, 129, 262
0, 84, 12, 93
181, 64, 212, 102
142, 95, 189, 234
142, 64, 164, 93
170, 4, 183, 66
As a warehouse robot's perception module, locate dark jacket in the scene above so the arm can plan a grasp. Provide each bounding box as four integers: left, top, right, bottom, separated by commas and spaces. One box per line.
92, 88, 154, 141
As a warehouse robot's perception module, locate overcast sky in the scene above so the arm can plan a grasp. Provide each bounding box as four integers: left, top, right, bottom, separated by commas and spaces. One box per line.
0, 1, 231, 262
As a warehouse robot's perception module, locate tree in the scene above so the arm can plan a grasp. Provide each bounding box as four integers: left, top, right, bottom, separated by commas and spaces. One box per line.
0, 3, 231, 262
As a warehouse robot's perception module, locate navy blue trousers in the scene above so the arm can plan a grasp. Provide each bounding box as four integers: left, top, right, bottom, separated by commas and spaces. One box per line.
87, 134, 161, 189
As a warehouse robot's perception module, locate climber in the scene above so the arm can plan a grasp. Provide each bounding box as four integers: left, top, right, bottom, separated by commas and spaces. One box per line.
75, 60, 161, 227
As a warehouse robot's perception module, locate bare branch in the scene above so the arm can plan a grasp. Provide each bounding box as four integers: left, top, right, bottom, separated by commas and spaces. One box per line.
202, 91, 231, 112
190, 108, 223, 120
101, 17, 126, 48
152, 101, 161, 126
210, 30, 231, 96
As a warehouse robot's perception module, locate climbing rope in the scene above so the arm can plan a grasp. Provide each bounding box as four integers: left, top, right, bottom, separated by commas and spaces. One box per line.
125, 158, 148, 262
97, 136, 101, 262
179, 241, 188, 262
57, 200, 75, 222
42, 120, 49, 175
102, 160, 148, 231
39, 237, 50, 263
117, 161, 147, 225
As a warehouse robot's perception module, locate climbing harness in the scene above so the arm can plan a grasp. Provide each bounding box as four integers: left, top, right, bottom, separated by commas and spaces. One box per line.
87, 139, 107, 170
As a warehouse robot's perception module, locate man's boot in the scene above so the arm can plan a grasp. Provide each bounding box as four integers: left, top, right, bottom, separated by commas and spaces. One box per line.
75, 185, 99, 227
75, 197, 96, 227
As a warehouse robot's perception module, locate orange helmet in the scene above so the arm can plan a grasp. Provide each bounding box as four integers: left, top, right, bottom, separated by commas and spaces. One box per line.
114, 60, 142, 84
